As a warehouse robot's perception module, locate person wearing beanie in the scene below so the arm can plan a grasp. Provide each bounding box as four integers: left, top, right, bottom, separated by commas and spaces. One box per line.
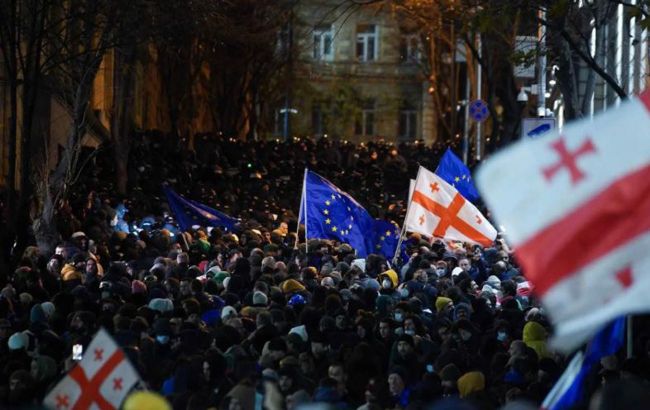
252, 291, 268, 306
439, 363, 461, 395
132, 280, 147, 295
457, 371, 486, 398
148, 298, 174, 314
281, 279, 306, 294
40, 302, 55, 319
123, 391, 172, 410
8, 331, 28, 351
388, 366, 412, 408
435, 296, 453, 313
221, 305, 238, 321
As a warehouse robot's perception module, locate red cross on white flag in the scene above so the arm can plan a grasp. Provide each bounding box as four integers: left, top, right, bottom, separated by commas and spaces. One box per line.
404, 166, 496, 246
476, 90, 650, 353
44, 328, 141, 410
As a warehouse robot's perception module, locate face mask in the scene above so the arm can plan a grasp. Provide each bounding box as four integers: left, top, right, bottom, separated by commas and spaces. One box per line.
497, 331, 508, 342
460, 330, 472, 341
426, 364, 434, 373
382, 279, 392, 289
156, 335, 170, 345
436, 268, 446, 277
399, 288, 409, 298
394, 312, 404, 323
405, 329, 416, 336
394, 327, 404, 336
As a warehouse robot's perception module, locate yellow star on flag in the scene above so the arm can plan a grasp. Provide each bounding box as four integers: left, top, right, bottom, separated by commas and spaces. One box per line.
386, 231, 391, 236
325, 218, 331, 224
454, 176, 460, 182
332, 226, 337, 232
331, 194, 336, 200
325, 200, 330, 206
323, 209, 329, 215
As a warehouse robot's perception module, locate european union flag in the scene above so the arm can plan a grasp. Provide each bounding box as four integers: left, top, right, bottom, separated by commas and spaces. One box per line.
299, 171, 407, 259
300, 171, 375, 256
435, 148, 480, 202
371, 219, 405, 260
163, 186, 238, 232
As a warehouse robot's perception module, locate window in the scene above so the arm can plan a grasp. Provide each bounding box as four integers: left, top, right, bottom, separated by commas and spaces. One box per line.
356, 24, 378, 62
398, 102, 417, 140
313, 24, 334, 61
400, 33, 421, 63
312, 102, 328, 135
355, 99, 375, 136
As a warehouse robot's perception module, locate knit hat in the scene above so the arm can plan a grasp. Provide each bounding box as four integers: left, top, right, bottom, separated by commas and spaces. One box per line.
486, 275, 501, 289
458, 371, 486, 398
221, 306, 238, 320
288, 325, 308, 342
8, 331, 28, 350
40, 302, 55, 319
435, 297, 453, 313
30, 304, 47, 324
439, 363, 462, 383
281, 279, 306, 294
131, 280, 147, 294
148, 298, 174, 313
61, 265, 82, 282
252, 291, 268, 306
19, 293, 33, 305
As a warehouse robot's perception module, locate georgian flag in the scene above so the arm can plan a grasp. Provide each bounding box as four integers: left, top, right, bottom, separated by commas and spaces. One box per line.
404, 166, 496, 246
476, 90, 650, 352
44, 328, 141, 410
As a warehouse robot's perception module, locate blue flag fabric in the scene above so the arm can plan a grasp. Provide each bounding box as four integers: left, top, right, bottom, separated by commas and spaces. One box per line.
543, 317, 626, 410
163, 186, 238, 232
299, 170, 403, 259
435, 148, 480, 202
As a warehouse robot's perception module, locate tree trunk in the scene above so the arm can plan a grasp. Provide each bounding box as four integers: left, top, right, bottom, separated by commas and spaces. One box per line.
111, 47, 136, 195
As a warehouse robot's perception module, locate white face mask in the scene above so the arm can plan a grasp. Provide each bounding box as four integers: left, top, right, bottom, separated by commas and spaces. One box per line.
399, 288, 409, 298
436, 268, 446, 277
156, 335, 170, 345
394, 312, 404, 323
460, 330, 472, 341
405, 329, 416, 336
382, 279, 392, 289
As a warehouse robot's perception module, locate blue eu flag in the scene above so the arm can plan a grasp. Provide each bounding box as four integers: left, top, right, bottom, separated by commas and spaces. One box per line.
435, 148, 480, 202
300, 171, 374, 256
299, 171, 405, 258
370, 219, 406, 260
163, 186, 238, 232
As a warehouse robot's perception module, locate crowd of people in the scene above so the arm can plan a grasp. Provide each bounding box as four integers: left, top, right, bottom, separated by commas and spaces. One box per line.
0, 133, 648, 409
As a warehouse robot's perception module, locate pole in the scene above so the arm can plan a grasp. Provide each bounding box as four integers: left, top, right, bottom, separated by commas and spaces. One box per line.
475, 33, 482, 161
303, 169, 309, 255
627, 315, 634, 358
463, 61, 471, 164
295, 168, 307, 249
283, 4, 294, 141
393, 166, 423, 266
538, 8, 547, 117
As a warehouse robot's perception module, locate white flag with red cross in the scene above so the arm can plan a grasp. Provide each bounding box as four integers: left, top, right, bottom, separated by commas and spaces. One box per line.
476, 90, 650, 352
44, 328, 141, 410
404, 166, 497, 246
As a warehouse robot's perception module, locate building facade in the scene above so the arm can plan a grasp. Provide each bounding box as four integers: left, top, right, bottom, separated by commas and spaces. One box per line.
284, 0, 434, 144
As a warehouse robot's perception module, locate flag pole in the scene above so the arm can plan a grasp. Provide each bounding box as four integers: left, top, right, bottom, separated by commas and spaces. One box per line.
301, 168, 309, 254
295, 169, 306, 250
627, 315, 633, 358
392, 167, 422, 266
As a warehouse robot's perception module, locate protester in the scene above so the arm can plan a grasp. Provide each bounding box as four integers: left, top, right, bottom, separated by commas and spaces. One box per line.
0, 135, 640, 410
